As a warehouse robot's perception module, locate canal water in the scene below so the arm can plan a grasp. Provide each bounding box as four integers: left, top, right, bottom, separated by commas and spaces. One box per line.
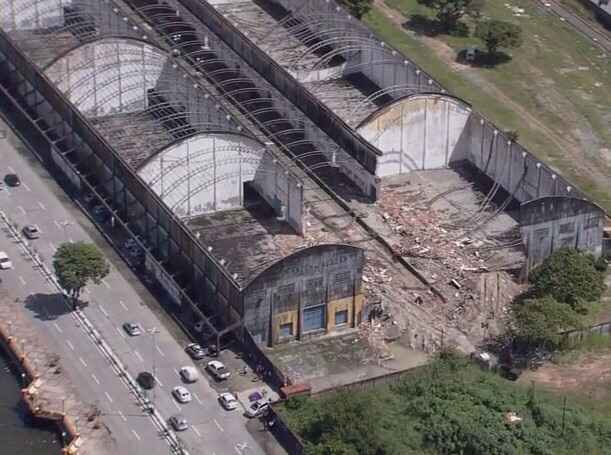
0, 350, 60, 455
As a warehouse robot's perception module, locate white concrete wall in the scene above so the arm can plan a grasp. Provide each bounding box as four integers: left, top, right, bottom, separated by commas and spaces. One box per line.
138, 132, 267, 217
44, 38, 168, 118
357, 94, 471, 177
0, 0, 71, 30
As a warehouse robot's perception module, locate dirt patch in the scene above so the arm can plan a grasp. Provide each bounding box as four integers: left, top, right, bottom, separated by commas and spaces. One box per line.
520, 351, 611, 400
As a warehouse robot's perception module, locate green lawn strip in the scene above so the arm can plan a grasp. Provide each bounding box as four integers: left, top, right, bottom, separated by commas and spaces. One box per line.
364, 2, 611, 211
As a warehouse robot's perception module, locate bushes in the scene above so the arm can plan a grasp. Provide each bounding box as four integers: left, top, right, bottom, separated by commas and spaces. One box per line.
529, 248, 606, 311
280, 357, 611, 455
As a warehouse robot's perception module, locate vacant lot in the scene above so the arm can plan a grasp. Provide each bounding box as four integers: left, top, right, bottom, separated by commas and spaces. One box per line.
280, 357, 611, 454
366, 0, 611, 211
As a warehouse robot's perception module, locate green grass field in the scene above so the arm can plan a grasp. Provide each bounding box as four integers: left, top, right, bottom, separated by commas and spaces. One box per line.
365, 0, 611, 211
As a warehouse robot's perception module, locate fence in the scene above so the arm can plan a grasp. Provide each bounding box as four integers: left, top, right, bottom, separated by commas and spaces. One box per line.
562, 321, 611, 345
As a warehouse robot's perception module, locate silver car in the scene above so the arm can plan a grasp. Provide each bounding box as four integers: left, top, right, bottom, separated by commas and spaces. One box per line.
172, 386, 192, 404
169, 414, 189, 432
22, 225, 40, 239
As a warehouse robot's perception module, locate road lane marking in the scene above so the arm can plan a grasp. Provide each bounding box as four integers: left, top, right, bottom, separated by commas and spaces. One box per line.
38, 202, 46, 211
91, 374, 100, 385
116, 327, 125, 338
53, 323, 63, 333
18, 276, 26, 285
8, 166, 15, 173
84, 288, 90, 295
174, 368, 180, 377
192, 426, 201, 437
119, 300, 128, 311
79, 357, 88, 368
172, 400, 181, 411
102, 279, 110, 289
118, 410, 127, 421
49, 242, 56, 251
104, 391, 113, 403
154, 376, 164, 387
23, 182, 31, 192
54, 220, 61, 229
155, 345, 165, 357
65, 340, 75, 351
99, 305, 108, 317
214, 419, 224, 432
193, 392, 202, 404
131, 429, 141, 441
134, 350, 144, 362
17, 206, 26, 215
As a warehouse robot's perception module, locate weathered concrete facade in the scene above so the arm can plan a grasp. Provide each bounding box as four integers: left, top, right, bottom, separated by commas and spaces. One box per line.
520, 197, 605, 270
243, 245, 365, 345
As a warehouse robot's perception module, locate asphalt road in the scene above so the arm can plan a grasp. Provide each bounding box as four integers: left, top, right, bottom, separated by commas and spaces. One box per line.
0, 117, 265, 455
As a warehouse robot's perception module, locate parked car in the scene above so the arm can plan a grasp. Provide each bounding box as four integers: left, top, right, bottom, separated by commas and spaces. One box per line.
185, 343, 206, 360
245, 400, 269, 418
83, 193, 96, 205
172, 386, 192, 404
206, 360, 230, 380
179, 366, 199, 383
122, 322, 142, 336
92, 205, 110, 221
169, 414, 189, 432
22, 224, 40, 239
0, 251, 13, 270
137, 372, 156, 390
218, 392, 238, 411
4, 173, 20, 187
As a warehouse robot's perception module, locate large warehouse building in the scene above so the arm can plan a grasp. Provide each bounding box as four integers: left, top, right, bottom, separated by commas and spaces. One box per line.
0, 0, 606, 357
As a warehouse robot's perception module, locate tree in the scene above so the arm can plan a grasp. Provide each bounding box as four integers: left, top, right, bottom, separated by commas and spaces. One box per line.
417, 0, 485, 31
475, 20, 523, 56
337, 0, 373, 19
529, 248, 606, 311
53, 242, 110, 309
512, 296, 580, 348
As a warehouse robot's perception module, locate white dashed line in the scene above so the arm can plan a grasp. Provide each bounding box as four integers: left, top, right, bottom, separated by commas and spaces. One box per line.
18, 276, 26, 285
172, 401, 181, 411
214, 419, 224, 432
154, 376, 164, 387
119, 300, 128, 311
17, 206, 26, 215
49, 242, 55, 251
37, 201, 46, 211
193, 392, 202, 404
79, 357, 87, 368
131, 429, 141, 441
65, 340, 75, 351
155, 345, 165, 357
99, 305, 109, 317
91, 374, 100, 385
116, 327, 125, 338
8, 166, 15, 173
104, 392, 113, 403
134, 350, 144, 362
54, 220, 61, 229
102, 279, 110, 289
192, 426, 201, 437
53, 323, 63, 333
23, 183, 31, 191
118, 410, 127, 421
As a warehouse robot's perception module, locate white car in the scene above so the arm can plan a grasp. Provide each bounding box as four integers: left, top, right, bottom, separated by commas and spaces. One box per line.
172, 386, 192, 404
206, 360, 230, 380
218, 392, 238, 410
0, 251, 12, 270
179, 366, 199, 383
245, 400, 270, 418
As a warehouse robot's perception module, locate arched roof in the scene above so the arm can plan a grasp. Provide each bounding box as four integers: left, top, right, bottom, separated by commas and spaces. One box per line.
356, 92, 473, 131
243, 244, 364, 290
